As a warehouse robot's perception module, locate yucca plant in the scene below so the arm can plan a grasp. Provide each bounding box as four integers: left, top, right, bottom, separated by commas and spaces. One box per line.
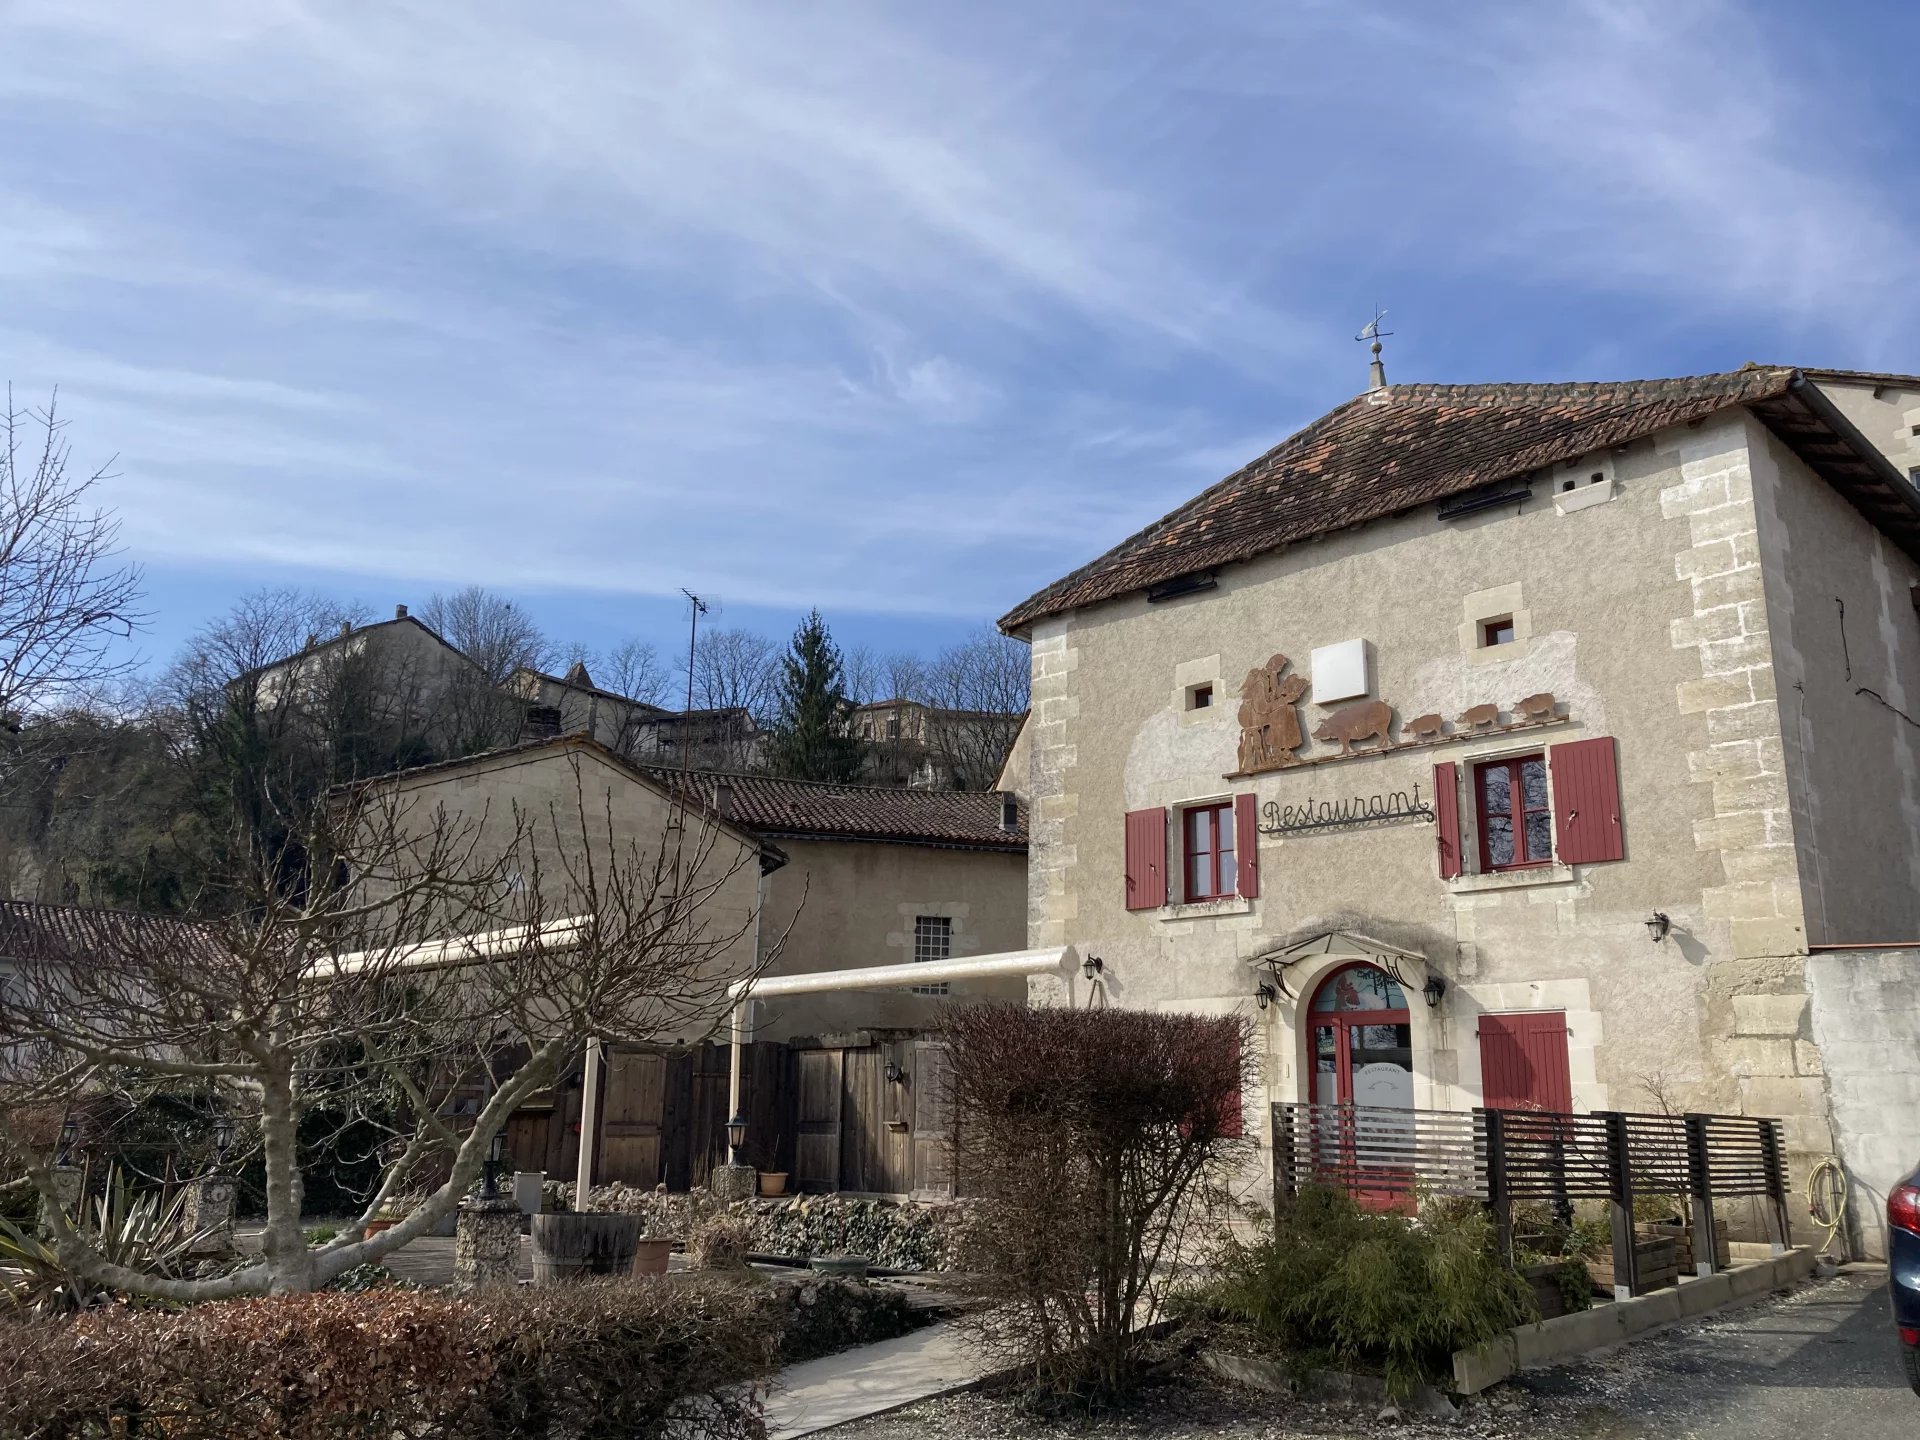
0, 1169, 213, 1314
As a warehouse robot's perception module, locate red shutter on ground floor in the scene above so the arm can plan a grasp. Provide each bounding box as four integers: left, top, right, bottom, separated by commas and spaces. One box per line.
1234, 793, 1260, 899
1433, 762, 1462, 879
1478, 1011, 1574, 1114
1124, 807, 1167, 910
1550, 736, 1625, 864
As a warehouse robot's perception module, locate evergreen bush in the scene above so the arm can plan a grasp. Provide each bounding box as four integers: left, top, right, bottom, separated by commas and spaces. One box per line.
1187, 1185, 1535, 1398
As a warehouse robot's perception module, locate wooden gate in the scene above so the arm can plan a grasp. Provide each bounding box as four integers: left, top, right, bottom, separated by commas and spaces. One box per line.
599, 1048, 666, 1185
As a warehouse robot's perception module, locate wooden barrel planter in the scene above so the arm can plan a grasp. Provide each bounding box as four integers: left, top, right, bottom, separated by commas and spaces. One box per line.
529, 1213, 643, 1283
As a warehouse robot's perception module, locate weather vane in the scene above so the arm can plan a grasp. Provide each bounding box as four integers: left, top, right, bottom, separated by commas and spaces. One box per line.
1356, 305, 1393, 392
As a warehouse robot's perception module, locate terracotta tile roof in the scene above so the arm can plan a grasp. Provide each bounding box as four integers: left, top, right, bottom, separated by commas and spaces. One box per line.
999, 368, 1809, 632
0, 900, 214, 967
653, 770, 1027, 851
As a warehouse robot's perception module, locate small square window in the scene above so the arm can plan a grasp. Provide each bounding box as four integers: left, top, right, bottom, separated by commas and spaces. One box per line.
1188, 683, 1213, 710
1482, 617, 1516, 648
911, 915, 952, 995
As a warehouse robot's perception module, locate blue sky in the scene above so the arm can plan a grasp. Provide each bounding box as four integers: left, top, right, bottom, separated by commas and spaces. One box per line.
4, 1, 1917, 678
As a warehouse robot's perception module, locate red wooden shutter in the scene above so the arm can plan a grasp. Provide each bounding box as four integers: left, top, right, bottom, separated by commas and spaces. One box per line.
1234, 793, 1260, 899
1433, 762, 1462, 879
1478, 1011, 1573, 1113
1123, 807, 1167, 910
1550, 736, 1624, 864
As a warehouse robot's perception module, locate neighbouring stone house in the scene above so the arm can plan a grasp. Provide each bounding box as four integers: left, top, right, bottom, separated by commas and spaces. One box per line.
350, 734, 1028, 1193
852, 697, 1024, 790
999, 363, 1920, 1258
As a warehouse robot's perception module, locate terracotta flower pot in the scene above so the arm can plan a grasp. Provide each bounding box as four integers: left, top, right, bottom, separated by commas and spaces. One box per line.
757, 1171, 790, 1198
632, 1237, 675, 1277
364, 1218, 401, 1237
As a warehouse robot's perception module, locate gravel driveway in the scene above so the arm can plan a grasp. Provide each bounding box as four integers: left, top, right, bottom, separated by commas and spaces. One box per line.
831, 1271, 1909, 1440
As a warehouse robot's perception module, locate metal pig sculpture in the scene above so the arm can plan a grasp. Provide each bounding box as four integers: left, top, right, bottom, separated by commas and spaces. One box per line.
1311, 699, 1394, 756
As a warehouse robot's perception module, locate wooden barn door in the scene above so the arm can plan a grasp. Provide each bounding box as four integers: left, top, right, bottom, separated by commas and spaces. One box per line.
598, 1048, 667, 1185
794, 1049, 844, 1192
910, 1039, 956, 1200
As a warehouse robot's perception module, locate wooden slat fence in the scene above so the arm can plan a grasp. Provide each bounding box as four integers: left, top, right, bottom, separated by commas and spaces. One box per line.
1273, 1101, 1791, 1299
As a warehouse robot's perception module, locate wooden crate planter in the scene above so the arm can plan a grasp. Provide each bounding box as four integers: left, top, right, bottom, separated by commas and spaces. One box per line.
1520, 1260, 1587, 1320
1584, 1234, 1680, 1295
1644, 1220, 1731, 1272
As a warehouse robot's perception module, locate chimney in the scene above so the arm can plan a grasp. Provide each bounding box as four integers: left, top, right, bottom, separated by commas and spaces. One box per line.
712, 780, 734, 820
339, 620, 353, 637
998, 791, 1020, 833
523, 705, 562, 740
395, 603, 409, 619
304, 633, 318, 650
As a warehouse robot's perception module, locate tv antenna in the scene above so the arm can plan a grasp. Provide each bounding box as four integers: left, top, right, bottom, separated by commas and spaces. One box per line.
1356, 306, 1393, 391
680, 588, 710, 718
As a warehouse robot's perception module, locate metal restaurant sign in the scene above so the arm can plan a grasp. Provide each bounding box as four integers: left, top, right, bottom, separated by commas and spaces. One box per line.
1259, 782, 1435, 836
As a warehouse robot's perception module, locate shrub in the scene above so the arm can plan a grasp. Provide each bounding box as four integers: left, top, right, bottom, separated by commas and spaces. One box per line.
1185, 1185, 1535, 1398
943, 1003, 1253, 1408
0, 1169, 209, 1315
686, 1210, 755, 1271
769, 1277, 925, 1364
0, 1278, 779, 1439
470, 1278, 778, 1439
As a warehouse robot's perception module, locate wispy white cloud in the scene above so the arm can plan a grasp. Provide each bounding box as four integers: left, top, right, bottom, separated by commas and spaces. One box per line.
0, 0, 1913, 656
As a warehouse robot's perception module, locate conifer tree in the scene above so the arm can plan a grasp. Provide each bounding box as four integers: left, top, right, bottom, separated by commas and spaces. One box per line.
766, 609, 865, 781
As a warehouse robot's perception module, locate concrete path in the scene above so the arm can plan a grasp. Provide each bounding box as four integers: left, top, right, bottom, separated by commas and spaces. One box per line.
763, 1320, 991, 1439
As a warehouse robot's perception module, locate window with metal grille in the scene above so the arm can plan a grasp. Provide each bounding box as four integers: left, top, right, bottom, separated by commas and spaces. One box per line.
911, 915, 951, 995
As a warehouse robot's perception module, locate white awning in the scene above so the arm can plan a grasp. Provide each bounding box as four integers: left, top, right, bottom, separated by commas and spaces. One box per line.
726, 945, 1078, 1000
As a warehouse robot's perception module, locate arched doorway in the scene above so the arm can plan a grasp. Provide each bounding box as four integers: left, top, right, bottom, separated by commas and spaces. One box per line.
1307, 962, 1413, 1110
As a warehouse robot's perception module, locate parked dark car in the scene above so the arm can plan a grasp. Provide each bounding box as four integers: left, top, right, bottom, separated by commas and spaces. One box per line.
1893, 1161, 1920, 1395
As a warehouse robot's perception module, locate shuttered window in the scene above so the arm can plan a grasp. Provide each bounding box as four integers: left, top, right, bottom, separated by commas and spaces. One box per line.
1123, 807, 1167, 911
1478, 1011, 1573, 1113
1550, 736, 1626, 864
1183, 802, 1235, 900
1475, 754, 1552, 870
1233, 793, 1260, 899
1434, 762, 1462, 880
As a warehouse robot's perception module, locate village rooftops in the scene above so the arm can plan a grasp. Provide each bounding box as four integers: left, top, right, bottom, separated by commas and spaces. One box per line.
999, 366, 1920, 633
0, 899, 216, 966
648, 768, 1027, 852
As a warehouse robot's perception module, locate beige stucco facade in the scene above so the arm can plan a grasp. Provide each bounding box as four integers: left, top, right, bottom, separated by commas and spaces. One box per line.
1016, 381, 1920, 1248
364, 740, 1031, 1046
751, 836, 1030, 1040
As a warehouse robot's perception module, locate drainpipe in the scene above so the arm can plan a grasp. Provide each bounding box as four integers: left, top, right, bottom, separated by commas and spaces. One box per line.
727, 864, 768, 1163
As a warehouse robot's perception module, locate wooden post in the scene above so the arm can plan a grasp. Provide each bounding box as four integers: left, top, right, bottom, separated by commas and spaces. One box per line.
1759, 1119, 1791, 1255
1273, 1104, 1296, 1212
1602, 1110, 1640, 1301
1482, 1108, 1513, 1262
574, 1039, 604, 1205
1683, 1113, 1719, 1277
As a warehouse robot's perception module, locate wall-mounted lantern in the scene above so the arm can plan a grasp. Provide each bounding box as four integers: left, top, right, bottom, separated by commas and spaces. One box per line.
1422, 975, 1448, 1009
884, 1060, 906, 1085
1082, 954, 1104, 981
1645, 912, 1672, 944
1255, 980, 1277, 1011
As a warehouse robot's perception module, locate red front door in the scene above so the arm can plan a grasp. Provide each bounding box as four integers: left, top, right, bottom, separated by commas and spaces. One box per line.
1307, 963, 1415, 1209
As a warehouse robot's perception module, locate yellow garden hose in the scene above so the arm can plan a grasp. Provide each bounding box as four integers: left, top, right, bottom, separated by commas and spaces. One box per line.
1805, 1156, 1848, 1260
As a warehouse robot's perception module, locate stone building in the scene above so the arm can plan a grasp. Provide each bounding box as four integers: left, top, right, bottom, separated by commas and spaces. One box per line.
999, 364, 1920, 1258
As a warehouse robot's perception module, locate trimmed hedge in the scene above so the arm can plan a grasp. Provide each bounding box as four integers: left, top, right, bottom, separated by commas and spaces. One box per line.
0, 1278, 779, 1440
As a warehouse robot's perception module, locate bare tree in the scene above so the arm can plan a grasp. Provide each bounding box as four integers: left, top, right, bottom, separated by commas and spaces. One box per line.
419, 586, 547, 753
0, 391, 144, 726
916, 628, 1030, 789
0, 754, 779, 1297
685, 627, 776, 720
597, 638, 670, 710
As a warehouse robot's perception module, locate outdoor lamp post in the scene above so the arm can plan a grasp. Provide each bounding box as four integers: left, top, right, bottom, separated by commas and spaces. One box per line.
481, 1132, 505, 1199
57, 1117, 78, 1165
726, 1113, 747, 1165
211, 1118, 235, 1167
